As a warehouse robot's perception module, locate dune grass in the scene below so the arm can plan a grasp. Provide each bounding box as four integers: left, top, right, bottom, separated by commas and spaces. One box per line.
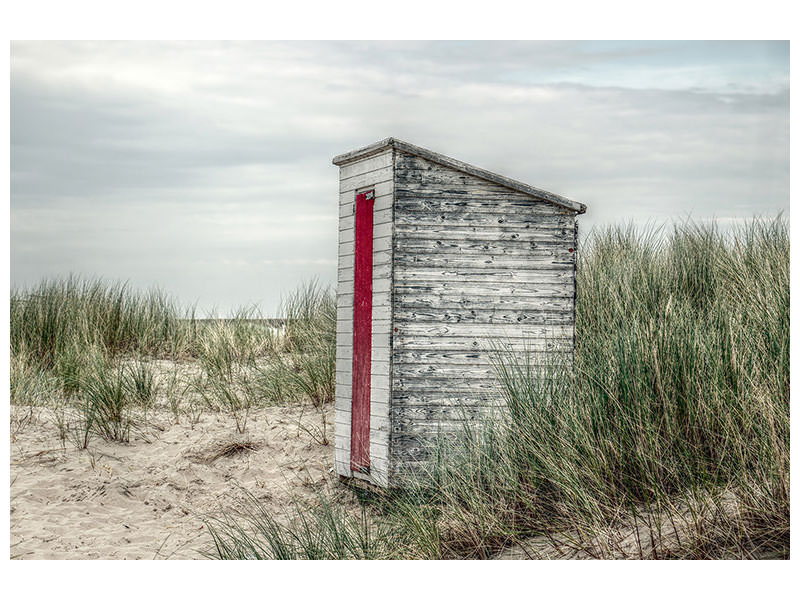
273, 280, 337, 408
205, 490, 390, 560
259, 280, 336, 442
10, 276, 337, 442
208, 218, 789, 560
393, 218, 790, 559
10, 276, 197, 369
9, 219, 788, 558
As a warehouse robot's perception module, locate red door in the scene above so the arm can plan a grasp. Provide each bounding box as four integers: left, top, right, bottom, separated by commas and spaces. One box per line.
351, 189, 374, 473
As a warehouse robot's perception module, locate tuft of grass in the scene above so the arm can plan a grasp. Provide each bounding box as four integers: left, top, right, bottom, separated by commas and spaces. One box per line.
267, 279, 336, 408
195, 307, 274, 378
193, 369, 255, 434
188, 440, 261, 465
127, 358, 159, 408
163, 364, 186, 423
78, 354, 136, 446
10, 351, 59, 406
206, 490, 391, 560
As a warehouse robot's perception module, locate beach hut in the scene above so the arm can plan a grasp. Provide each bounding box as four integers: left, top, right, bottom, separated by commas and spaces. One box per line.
333, 138, 586, 488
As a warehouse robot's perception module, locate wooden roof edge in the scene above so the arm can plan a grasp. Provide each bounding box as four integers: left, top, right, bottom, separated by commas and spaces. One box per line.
332, 137, 587, 215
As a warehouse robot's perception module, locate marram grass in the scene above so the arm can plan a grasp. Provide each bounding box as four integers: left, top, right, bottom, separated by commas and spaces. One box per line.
10, 276, 338, 443
10, 275, 197, 368
8, 219, 788, 558
209, 218, 789, 560
400, 218, 790, 558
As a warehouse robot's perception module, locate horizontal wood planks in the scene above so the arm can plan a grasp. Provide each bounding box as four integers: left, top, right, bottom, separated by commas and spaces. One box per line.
389, 151, 578, 474
335, 143, 581, 486
334, 148, 393, 488
333, 138, 585, 214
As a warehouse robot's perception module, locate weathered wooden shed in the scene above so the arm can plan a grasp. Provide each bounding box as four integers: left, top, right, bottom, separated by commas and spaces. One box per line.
333, 138, 586, 488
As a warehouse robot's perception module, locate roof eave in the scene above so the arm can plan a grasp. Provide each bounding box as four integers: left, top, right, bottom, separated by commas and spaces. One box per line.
332, 137, 395, 166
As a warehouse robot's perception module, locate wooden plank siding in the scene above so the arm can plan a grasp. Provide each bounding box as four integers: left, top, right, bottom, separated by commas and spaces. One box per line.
334, 148, 394, 487
389, 151, 578, 477
333, 138, 583, 487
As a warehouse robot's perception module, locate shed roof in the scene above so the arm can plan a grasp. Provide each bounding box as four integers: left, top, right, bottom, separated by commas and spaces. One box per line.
332, 137, 586, 214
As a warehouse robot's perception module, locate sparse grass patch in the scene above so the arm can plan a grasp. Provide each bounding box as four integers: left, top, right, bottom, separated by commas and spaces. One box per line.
79, 354, 135, 446
206, 490, 392, 560
8, 276, 290, 442
264, 280, 336, 443
193, 369, 256, 434
189, 440, 261, 465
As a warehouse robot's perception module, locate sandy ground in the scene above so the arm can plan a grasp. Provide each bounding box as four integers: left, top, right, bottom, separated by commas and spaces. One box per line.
10, 404, 336, 559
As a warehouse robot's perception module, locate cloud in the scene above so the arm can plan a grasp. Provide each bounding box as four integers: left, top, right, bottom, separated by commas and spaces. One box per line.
10, 41, 789, 315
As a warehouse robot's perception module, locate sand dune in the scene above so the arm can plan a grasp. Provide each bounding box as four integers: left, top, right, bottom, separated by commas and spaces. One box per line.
10, 404, 335, 559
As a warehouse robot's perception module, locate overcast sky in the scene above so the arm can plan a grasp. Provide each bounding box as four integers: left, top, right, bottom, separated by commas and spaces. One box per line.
10, 41, 789, 316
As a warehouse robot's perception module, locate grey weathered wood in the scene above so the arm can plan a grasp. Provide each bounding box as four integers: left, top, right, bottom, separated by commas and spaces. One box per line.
392, 364, 506, 379
386, 149, 579, 482
390, 349, 568, 364
334, 138, 582, 487
394, 322, 572, 337
395, 237, 571, 252
392, 308, 575, 325
394, 195, 569, 214
391, 404, 495, 419
333, 138, 586, 214
337, 150, 393, 179
393, 267, 575, 282
339, 166, 394, 193
393, 249, 576, 265
395, 296, 574, 311
395, 211, 572, 228
394, 227, 574, 242
392, 282, 573, 297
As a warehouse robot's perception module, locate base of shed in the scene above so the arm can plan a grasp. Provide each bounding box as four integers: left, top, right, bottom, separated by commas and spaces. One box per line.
338, 475, 389, 496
